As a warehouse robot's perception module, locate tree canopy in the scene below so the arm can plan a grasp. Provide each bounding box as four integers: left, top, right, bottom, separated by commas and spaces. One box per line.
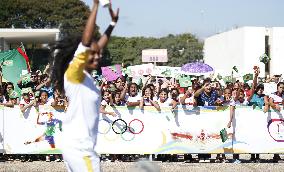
0, 0, 203, 68
105, 33, 203, 67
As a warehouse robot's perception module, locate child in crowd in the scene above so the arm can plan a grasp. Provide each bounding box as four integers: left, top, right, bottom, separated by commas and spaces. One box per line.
180, 85, 198, 106
139, 85, 160, 111
157, 88, 178, 110
112, 91, 125, 106
100, 90, 116, 116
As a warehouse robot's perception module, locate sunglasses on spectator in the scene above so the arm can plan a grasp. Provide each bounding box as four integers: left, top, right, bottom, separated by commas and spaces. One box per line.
31, 75, 37, 78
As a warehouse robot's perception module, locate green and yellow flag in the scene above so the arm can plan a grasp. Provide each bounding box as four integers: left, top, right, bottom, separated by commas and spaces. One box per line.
0, 48, 30, 96
243, 74, 253, 83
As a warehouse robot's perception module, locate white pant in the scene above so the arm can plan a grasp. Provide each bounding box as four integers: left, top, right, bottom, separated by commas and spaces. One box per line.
62, 139, 101, 172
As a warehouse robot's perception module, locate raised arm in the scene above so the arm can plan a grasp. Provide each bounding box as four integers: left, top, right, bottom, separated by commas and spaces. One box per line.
194, 84, 207, 98
120, 81, 128, 101
20, 100, 36, 113
82, 0, 100, 46
65, 0, 99, 84
247, 68, 259, 102
97, 1, 119, 49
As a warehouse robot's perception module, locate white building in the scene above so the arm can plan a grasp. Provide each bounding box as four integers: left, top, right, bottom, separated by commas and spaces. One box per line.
0, 28, 60, 51
204, 27, 284, 77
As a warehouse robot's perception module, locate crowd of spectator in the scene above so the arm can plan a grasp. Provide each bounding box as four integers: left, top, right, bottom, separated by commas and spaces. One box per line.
0, 64, 284, 163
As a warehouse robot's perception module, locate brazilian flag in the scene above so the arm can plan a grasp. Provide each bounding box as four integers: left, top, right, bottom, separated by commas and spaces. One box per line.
243, 74, 253, 83
0, 48, 30, 95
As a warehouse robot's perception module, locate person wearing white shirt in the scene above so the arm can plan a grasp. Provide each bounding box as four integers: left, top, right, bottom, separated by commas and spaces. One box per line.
49, 0, 119, 171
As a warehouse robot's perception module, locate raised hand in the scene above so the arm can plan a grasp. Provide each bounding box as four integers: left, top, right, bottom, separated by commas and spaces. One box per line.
109, 0, 119, 22
93, 0, 99, 5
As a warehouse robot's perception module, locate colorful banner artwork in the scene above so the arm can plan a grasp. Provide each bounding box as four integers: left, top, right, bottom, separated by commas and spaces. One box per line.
1, 105, 284, 154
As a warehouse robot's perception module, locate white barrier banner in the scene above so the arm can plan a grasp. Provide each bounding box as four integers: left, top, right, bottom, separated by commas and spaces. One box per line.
4, 106, 64, 154
234, 107, 284, 153
96, 106, 233, 154
0, 107, 4, 153
2, 105, 284, 154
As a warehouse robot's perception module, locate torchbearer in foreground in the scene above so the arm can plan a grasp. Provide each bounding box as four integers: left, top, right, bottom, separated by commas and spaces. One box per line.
50, 0, 119, 171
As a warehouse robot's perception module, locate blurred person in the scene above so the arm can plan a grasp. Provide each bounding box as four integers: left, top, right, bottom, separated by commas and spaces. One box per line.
108, 81, 117, 93
269, 82, 284, 112
194, 78, 219, 161
246, 67, 268, 161
141, 75, 152, 91
235, 89, 249, 106
268, 82, 284, 163
121, 83, 141, 107
247, 67, 269, 112
115, 76, 125, 92
38, 90, 53, 106
243, 83, 252, 98
19, 92, 36, 114
180, 86, 196, 106
3, 82, 19, 104
53, 88, 68, 108
0, 87, 6, 103
226, 82, 234, 90
112, 91, 125, 106
221, 88, 240, 163
0, 90, 19, 107
36, 74, 54, 100
17, 71, 38, 91
139, 85, 160, 111
100, 90, 116, 116
49, 0, 119, 171
156, 88, 177, 110
170, 87, 180, 104
194, 78, 220, 106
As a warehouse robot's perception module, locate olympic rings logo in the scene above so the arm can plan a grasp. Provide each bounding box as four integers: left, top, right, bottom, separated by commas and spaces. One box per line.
98, 118, 144, 142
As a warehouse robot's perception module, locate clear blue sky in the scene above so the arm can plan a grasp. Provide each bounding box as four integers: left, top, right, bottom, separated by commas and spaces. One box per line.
82, 0, 283, 39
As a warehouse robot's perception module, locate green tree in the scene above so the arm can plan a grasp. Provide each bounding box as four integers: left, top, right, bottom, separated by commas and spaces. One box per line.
106, 33, 203, 67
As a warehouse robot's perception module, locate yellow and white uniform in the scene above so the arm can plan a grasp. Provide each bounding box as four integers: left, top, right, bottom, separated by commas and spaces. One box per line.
62, 43, 101, 172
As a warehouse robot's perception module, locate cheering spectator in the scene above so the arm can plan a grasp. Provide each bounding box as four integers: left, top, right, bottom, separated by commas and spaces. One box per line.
115, 77, 125, 92
156, 88, 177, 110
269, 82, 284, 111
52, 88, 68, 109
17, 71, 38, 91
194, 78, 220, 106
36, 74, 54, 100
247, 67, 269, 112
139, 85, 160, 111
100, 90, 116, 116
112, 91, 125, 106
1, 90, 19, 107
19, 90, 36, 114
121, 83, 141, 107
180, 86, 196, 106
170, 87, 180, 104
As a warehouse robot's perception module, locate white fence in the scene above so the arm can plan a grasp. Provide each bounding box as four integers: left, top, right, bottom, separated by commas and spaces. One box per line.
1, 105, 284, 154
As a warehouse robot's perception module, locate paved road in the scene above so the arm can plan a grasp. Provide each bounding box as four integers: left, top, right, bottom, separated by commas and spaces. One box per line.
1, 157, 284, 172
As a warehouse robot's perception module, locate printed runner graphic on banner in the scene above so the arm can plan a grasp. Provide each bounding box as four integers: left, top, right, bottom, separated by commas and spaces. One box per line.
2, 105, 284, 154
